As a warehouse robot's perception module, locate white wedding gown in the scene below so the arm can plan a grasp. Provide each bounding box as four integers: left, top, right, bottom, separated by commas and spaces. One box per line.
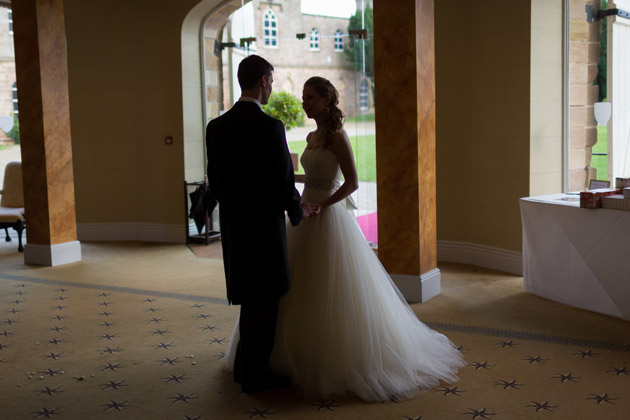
225, 146, 465, 401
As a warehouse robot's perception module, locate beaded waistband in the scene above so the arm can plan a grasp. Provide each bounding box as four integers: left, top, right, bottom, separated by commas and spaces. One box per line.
304, 177, 340, 191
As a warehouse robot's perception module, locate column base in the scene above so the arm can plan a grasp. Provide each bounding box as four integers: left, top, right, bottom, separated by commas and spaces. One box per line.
24, 241, 82, 266
391, 268, 441, 303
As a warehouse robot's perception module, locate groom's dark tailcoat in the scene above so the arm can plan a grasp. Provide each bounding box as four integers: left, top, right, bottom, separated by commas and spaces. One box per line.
206, 101, 302, 305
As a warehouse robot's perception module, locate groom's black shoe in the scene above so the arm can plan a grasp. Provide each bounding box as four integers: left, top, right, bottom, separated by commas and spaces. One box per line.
242, 373, 291, 394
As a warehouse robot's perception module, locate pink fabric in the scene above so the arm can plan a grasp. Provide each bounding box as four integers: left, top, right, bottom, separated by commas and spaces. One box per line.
356, 212, 378, 244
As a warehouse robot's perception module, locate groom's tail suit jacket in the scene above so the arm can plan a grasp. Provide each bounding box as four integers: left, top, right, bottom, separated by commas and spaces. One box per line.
206, 101, 302, 305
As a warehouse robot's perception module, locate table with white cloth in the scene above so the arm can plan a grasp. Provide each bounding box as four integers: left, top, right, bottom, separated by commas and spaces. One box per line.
520, 194, 630, 320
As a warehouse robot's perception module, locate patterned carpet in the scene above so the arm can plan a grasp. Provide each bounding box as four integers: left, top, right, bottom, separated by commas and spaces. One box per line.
1, 268, 629, 420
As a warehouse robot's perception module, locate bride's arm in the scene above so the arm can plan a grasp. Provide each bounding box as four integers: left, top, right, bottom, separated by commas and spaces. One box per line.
318, 129, 359, 208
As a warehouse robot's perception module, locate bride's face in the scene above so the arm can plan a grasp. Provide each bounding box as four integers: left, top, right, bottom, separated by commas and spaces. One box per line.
302, 85, 330, 120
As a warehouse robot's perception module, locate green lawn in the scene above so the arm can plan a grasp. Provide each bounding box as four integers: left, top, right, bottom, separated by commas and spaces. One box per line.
289, 134, 376, 182
591, 125, 608, 180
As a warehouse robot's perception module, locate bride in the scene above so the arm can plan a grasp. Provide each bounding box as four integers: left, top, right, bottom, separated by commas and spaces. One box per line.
226, 76, 465, 401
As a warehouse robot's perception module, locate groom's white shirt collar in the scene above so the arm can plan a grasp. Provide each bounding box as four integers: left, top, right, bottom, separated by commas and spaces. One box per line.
238, 96, 261, 107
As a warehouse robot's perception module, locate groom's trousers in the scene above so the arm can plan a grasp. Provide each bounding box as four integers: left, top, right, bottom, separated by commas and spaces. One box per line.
234, 299, 280, 387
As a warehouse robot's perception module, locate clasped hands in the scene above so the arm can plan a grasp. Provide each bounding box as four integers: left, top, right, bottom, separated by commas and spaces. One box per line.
301, 203, 321, 218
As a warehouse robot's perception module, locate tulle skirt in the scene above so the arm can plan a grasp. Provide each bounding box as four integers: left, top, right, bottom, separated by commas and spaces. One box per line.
225, 188, 465, 401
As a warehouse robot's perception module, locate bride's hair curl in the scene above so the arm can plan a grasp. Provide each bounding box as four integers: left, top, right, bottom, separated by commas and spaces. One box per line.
304, 76, 345, 147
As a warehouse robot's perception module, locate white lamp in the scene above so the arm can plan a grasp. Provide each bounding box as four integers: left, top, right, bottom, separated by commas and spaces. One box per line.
594, 102, 612, 126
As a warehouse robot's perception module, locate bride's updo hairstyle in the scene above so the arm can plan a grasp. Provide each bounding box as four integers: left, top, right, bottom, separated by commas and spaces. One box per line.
304, 76, 345, 147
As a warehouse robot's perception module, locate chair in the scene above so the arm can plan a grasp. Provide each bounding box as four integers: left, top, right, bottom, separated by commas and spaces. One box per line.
0, 162, 25, 251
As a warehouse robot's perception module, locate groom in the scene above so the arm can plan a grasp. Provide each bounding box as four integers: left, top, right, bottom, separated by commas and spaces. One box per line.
206, 55, 313, 393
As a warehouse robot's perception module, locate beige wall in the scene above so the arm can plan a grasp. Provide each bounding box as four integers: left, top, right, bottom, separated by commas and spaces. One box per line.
65, 0, 222, 229
435, 1, 532, 252
530, 0, 564, 196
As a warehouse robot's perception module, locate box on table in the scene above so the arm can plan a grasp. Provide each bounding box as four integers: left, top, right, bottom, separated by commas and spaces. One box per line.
601, 194, 630, 211
580, 188, 622, 209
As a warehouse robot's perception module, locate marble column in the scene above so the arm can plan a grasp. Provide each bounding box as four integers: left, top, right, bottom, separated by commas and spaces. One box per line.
12, 0, 81, 266
374, 0, 438, 302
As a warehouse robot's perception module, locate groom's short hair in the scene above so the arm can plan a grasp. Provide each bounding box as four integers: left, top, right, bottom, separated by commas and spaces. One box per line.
237, 55, 274, 91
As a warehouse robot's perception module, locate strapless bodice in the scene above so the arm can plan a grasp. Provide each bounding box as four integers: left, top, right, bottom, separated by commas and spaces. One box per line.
300, 148, 342, 192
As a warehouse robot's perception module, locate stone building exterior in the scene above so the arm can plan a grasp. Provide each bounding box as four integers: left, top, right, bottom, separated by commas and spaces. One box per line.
569, 0, 601, 190
0, 7, 16, 129
213, 0, 372, 119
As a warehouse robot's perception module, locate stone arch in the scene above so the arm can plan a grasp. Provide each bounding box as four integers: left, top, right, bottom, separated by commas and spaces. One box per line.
181, 0, 245, 182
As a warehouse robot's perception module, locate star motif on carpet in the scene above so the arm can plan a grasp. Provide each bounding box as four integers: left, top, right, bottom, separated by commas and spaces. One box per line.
100, 362, 123, 372
143, 298, 157, 303
607, 366, 630, 376
15, 291, 27, 296
495, 340, 519, 348
435, 386, 465, 396
101, 400, 131, 411
39, 368, 64, 377
11, 299, 23, 304
190, 304, 205, 309
55, 296, 69, 301
575, 350, 598, 358
463, 408, 496, 419
99, 380, 127, 390
553, 373, 580, 383
154, 342, 174, 350
145, 307, 160, 313
98, 302, 112, 307
522, 355, 548, 364
46, 338, 66, 345
209, 338, 227, 345
314, 400, 341, 411
98, 312, 113, 317
32, 407, 61, 418
404, 416, 422, 420
99, 347, 121, 354
49, 326, 66, 332
98, 322, 116, 328
7, 308, 21, 314
0, 343, 9, 350
170, 393, 199, 403
158, 357, 181, 365
470, 361, 494, 370
163, 374, 189, 384
2, 319, 17, 325
97, 293, 111, 297
587, 393, 618, 405
526, 401, 557, 412
52, 305, 67, 311
50, 315, 66, 321
246, 407, 274, 418
42, 353, 63, 360
216, 352, 225, 359
148, 318, 164, 323
0, 330, 14, 337
496, 379, 523, 389
55, 288, 69, 293
196, 314, 211, 319
201, 325, 218, 331
184, 417, 201, 420
388, 395, 401, 403
16, 283, 29, 288
152, 329, 170, 336
99, 333, 118, 340
36, 386, 63, 397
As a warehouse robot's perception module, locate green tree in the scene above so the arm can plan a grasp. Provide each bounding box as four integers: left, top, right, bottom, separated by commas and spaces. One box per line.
596, 0, 607, 101
7, 113, 19, 145
262, 91, 304, 131
345, 5, 374, 83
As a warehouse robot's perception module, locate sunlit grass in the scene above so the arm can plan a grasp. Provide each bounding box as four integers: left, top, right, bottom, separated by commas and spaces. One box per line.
591, 125, 607, 180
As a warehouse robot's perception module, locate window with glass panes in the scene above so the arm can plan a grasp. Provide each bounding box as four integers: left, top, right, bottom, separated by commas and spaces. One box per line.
310, 28, 319, 51
334, 30, 343, 52
360, 78, 369, 110
263, 10, 278, 48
